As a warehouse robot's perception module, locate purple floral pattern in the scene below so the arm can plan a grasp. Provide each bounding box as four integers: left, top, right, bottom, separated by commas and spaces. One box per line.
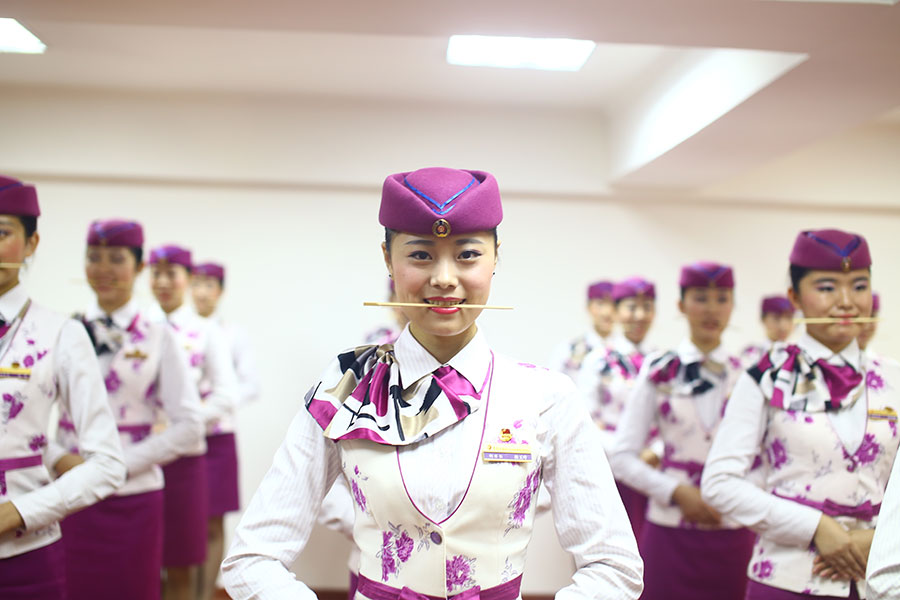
190, 352, 205, 368
3, 392, 25, 422
867, 371, 885, 391
446, 554, 476, 591
395, 531, 413, 562
752, 559, 774, 580
29, 433, 47, 451
104, 369, 122, 393
351, 479, 367, 512
843, 433, 881, 472
506, 468, 541, 533
23, 355, 34, 368
380, 531, 398, 581
767, 438, 789, 470
378, 522, 416, 582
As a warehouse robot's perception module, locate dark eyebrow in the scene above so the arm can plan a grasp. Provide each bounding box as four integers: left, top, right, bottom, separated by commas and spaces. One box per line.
852, 277, 870, 283
404, 239, 435, 247
455, 238, 485, 245
812, 277, 837, 284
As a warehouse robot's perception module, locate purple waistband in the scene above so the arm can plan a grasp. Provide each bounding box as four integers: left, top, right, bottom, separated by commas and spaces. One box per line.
357, 575, 522, 600
773, 491, 881, 521
117, 424, 152, 434
0, 454, 42, 472
661, 456, 704, 475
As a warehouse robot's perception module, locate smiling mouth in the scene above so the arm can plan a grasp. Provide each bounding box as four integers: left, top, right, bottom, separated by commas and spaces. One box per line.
424, 299, 465, 307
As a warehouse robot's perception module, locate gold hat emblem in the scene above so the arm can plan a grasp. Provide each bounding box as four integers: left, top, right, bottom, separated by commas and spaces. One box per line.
432, 219, 451, 238
842, 256, 851, 272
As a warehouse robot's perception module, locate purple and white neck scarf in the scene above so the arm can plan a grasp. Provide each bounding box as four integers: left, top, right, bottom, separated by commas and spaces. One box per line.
305, 344, 493, 446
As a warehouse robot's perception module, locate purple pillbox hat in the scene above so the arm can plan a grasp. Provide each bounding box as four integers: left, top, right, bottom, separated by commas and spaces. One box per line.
761, 295, 793, 316
679, 262, 735, 289
193, 262, 225, 282
613, 277, 656, 302
379, 167, 502, 237
587, 281, 614, 301
0, 175, 40, 217
872, 293, 880, 315
789, 229, 871, 272
87, 219, 144, 248
149, 245, 192, 269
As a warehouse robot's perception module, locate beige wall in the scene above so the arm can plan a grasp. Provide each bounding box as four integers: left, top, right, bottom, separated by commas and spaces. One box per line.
4, 87, 899, 593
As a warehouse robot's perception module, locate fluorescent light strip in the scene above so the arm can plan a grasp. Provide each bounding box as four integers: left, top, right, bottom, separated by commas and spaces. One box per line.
0, 18, 46, 54
447, 35, 595, 72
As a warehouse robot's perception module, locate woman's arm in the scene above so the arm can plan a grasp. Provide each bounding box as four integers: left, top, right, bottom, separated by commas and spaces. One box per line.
221, 408, 342, 600
701, 372, 821, 546
542, 374, 643, 600
125, 328, 205, 474
10, 320, 126, 531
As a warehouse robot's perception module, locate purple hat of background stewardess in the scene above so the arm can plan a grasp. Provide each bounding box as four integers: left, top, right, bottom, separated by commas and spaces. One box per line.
0, 175, 40, 217
761, 295, 793, 316
379, 167, 502, 237
679, 262, 735, 289
87, 219, 144, 248
587, 280, 614, 301
872, 293, 880, 315
193, 262, 225, 283
149, 245, 192, 269
789, 229, 871, 272
613, 277, 656, 302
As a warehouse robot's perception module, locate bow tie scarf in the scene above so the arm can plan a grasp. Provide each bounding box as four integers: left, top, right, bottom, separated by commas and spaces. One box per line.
816, 360, 863, 410
88, 317, 122, 356
307, 344, 493, 446
682, 359, 726, 396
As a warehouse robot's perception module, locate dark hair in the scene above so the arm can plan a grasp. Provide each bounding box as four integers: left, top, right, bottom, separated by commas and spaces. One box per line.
384, 227, 499, 255
17, 216, 37, 238
129, 247, 144, 264
679, 287, 686, 300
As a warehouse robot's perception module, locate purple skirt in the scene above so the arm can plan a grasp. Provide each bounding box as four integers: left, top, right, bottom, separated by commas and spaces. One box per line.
61, 490, 163, 600
616, 480, 648, 542
206, 432, 240, 517
640, 522, 756, 600
0, 540, 66, 599
745, 580, 861, 600
162, 454, 209, 567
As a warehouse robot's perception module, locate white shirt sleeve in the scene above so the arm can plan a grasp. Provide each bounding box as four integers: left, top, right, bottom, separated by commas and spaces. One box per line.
574, 349, 603, 410
867, 449, 900, 599
700, 372, 821, 547
123, 328, 205, 475
11, 320, 126, 530
221, 409, 342, 600
318, 475, 355, 540
608, 372, 679, 505
199, 322, 239, 425
542, 378, 644, 600
231, 325, 262, 408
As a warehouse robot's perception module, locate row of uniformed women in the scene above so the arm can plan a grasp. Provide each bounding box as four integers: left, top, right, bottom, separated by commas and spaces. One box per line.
570, 232, 894, 599
0, 175, 258, 600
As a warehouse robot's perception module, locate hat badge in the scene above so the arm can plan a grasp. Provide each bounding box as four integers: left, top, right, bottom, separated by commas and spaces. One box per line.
842, 256, 851, 272
432, 219, 451, 238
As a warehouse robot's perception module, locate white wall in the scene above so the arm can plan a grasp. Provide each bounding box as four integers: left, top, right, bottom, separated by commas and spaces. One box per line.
5, 87, 900, 593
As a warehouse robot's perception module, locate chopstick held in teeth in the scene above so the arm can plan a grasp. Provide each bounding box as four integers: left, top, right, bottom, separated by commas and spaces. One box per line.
364, 301, 513, 310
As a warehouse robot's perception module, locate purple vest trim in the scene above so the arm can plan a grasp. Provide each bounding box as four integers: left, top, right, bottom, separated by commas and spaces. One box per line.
772, 491, 881, 521
0, 454, 42, 495
357, 574, 522, 600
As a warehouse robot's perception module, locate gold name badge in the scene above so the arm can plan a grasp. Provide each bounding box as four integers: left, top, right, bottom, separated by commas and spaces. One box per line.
0, 365, 31, 379
868, 406, 898, 421
482, 443, 532, 463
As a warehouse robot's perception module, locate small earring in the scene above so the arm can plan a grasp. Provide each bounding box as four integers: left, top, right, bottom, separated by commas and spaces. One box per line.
492, 271, 496, 276
388, 273, 393, 279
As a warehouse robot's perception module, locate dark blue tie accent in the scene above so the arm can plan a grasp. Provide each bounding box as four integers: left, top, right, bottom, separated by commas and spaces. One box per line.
403, 176, 477, 216
805, 232, 861, 258
684, 361, 715, 396
0, 182, 23, 193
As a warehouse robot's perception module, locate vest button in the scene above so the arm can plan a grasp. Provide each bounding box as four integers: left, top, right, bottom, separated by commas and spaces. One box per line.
430, 531, 443, 545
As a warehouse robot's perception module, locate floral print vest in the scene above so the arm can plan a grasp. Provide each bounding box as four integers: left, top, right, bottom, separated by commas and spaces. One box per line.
747, 353, 900, 596
57, 314, 163, 465
340, 358, 543, 598
647, 351, 744, 529
0, 303, 67, 555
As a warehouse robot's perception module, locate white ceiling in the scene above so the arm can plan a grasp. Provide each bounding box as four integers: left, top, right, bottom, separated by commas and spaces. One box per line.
1, 0, 899, 200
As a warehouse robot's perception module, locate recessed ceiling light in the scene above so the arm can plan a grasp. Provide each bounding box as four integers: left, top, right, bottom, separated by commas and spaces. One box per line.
0, 18, 46, 54
447, 35, 596, 72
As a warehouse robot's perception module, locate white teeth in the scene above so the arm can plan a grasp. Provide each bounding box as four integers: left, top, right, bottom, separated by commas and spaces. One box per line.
427, 300, 462, 307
